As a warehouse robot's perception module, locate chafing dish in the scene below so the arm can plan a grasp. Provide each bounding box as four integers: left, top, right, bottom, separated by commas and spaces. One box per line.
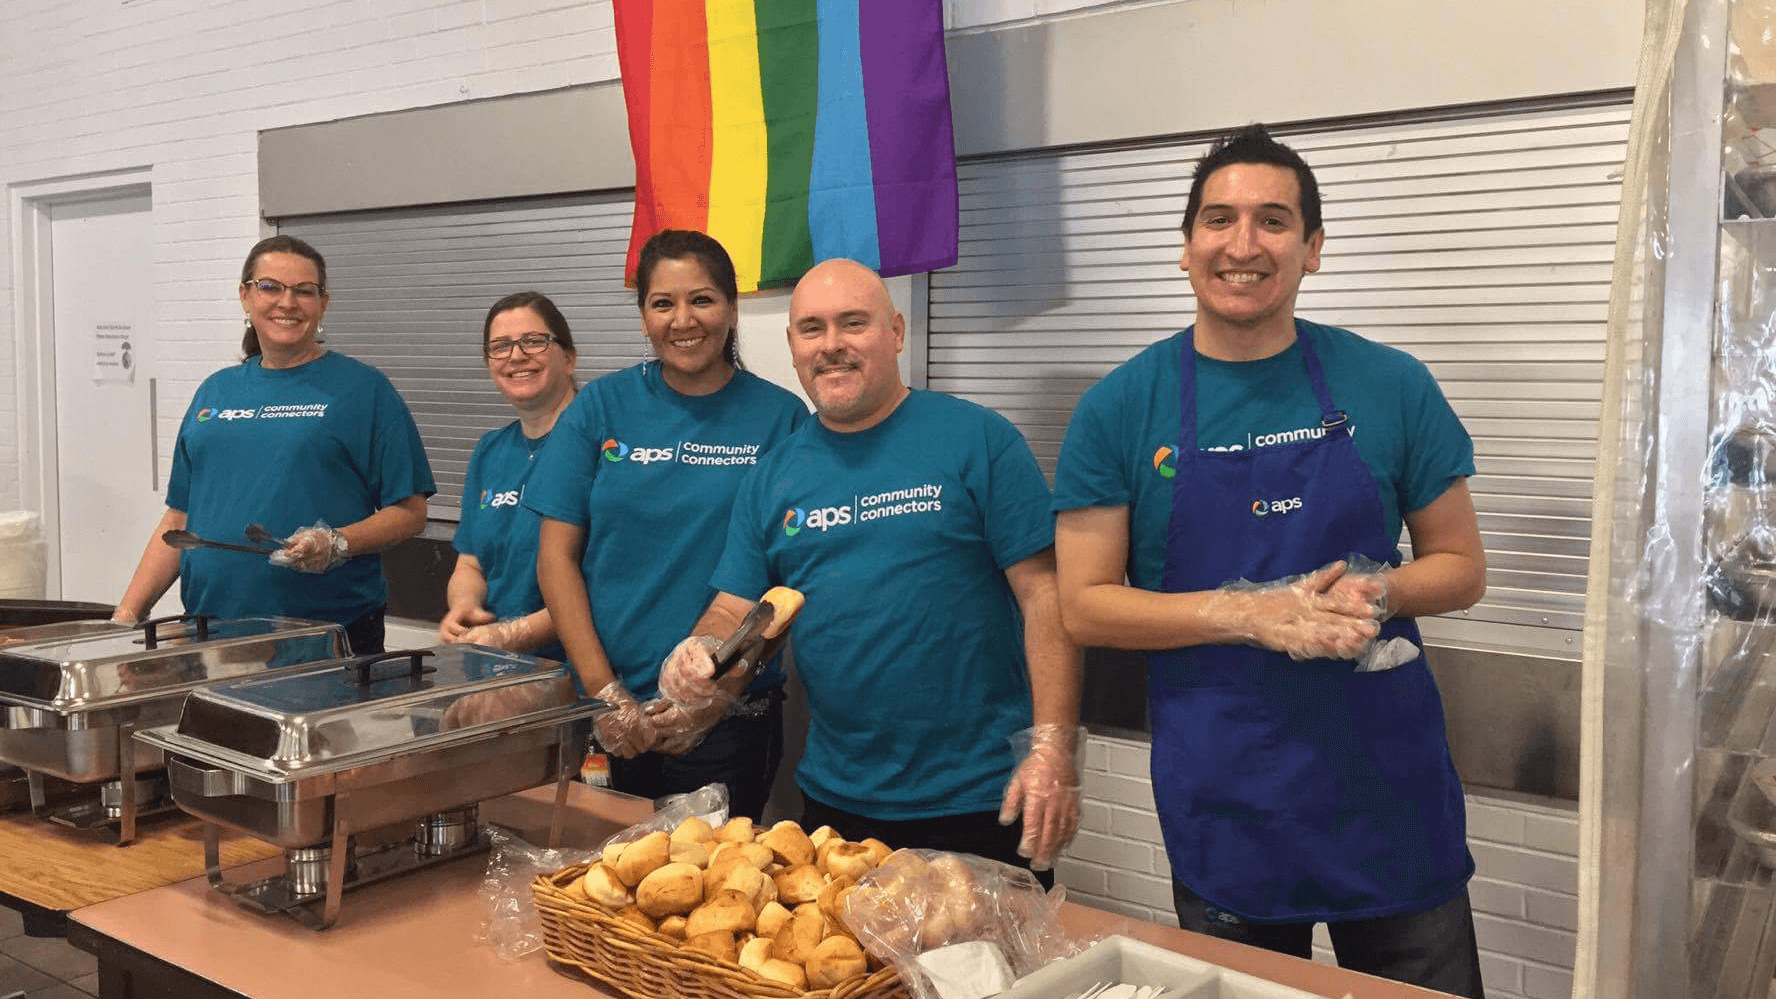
0, 614, 348, 842
136, 645, 604, 929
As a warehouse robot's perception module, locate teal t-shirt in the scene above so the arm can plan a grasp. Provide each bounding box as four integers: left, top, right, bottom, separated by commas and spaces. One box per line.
167, 351, 436, 625
710, 390, 1054, 820
455, 421, 565, 662
522, 363, 808, 696
1052, 320, 1475, 591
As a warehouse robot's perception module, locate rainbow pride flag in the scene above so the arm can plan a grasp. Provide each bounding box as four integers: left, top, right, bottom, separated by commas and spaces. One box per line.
613, 0, 959, 292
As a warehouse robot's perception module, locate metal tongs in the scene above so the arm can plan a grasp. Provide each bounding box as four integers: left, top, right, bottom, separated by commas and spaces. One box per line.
161, 529, 279, 556
709, 586, 805, 682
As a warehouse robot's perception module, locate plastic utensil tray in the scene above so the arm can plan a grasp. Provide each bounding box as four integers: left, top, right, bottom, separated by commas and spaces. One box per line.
1001, 935, 1327, 999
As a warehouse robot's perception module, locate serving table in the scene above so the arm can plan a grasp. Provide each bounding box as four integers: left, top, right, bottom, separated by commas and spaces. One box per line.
0, 807, 279, 936
67, 784, 1452, 999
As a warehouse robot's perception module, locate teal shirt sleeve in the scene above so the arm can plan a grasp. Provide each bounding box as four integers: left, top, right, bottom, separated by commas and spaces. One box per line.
1053, 371, 1136, 512
978, 414, 1055, 568
523, 384, 599, 526
709, 459, 775, 600
369, 374, 436, 503
1395, 356, 1477, 515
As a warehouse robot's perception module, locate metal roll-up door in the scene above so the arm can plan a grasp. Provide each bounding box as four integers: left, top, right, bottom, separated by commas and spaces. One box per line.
277, 191, 640, 521
928, 100, 1630, 653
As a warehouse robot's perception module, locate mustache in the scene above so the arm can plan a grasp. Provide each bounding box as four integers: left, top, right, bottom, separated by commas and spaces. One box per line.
812, 354, 860, 375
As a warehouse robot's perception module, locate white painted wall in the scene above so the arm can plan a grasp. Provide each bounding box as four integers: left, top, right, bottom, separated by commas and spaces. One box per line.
0, 1, 1634, 993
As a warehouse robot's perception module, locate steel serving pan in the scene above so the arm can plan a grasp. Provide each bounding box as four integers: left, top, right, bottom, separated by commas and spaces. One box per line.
138, 645, 601, 848
0, 615, 349, 782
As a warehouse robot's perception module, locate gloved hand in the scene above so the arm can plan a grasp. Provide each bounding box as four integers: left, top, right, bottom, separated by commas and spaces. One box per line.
269, 522, 349, 574
441, 679, 557, 730
642, 695, 734, 757
657, 635, 723, 706
591, 680, 656, 759
109, 612, 141, 626
1326, 555, 1422, 673
1214, 560, 1381, 661
998, 723, 1083, 871
458, 617, 537, 652
438, 602, 497, 643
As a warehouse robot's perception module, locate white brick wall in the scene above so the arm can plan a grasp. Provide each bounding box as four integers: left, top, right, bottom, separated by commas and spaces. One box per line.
1064, 733, 1579, 999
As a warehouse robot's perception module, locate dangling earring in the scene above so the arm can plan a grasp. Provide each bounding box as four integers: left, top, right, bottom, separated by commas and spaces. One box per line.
243, 316, 253, 331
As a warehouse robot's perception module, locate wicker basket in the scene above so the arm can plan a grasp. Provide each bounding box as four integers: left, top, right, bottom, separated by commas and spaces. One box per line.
534, 862, 911, 999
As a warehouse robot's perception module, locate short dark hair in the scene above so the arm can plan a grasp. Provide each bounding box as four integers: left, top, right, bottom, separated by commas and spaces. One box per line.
1182, 124, 1322, 237
634, 229, 743, 370
483, 290, 576, 356
239, 235, 327, 360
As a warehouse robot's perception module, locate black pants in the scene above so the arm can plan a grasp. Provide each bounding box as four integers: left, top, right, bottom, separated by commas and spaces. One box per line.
609, 688, 784, 822
1171, 880, 1485, 998
342, 605, 385, 655
799, 793, 1055, 890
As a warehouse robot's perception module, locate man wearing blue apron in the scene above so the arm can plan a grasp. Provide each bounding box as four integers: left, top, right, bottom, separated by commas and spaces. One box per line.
1052, 125, 1487, 997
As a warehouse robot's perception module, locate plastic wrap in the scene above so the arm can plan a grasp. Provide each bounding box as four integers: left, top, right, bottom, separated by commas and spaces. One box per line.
478, 782, 729, 959
1580, 1, 1776, 996
842, 850, 1090, 999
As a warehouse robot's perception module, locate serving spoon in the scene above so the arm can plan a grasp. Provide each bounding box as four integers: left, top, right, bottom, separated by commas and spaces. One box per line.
161, 529, 280, 556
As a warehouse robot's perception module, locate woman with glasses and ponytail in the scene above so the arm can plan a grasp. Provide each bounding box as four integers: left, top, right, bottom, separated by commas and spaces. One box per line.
112, 235, 434, 654
526, 230, 808, 820
436, 291, 578, 660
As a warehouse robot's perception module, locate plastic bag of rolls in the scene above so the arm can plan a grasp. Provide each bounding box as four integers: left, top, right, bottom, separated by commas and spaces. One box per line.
842, 851, 1080, 999
533, 814, 912, 999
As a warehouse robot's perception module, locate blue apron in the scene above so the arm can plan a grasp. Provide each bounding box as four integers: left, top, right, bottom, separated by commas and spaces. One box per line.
1150, 325, 1472, 923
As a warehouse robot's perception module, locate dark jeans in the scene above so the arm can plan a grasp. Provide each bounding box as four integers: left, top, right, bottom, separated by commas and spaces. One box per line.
1172, 880, 1485, 999
342, 605, 386, 655
799, 793, 1055, 890
609, 688, 783, 822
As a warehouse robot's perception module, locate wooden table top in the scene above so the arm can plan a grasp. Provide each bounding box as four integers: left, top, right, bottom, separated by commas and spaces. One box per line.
0, 805, 281, 913
70, 784, 1451, 999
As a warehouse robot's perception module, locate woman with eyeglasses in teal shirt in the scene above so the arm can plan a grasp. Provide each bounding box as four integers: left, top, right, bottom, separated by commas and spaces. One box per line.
437, 291, 578, 661
113, 235, 434, 654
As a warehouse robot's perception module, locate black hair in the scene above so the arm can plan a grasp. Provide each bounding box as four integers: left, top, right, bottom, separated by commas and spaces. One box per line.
1182, 124, 1323, 237
634, 229, 743, 370
239, 235, 328, 361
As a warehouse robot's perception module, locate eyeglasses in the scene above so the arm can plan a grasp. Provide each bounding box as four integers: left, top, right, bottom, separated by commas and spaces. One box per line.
485, 333, 558, 359
245, 278, 325, 302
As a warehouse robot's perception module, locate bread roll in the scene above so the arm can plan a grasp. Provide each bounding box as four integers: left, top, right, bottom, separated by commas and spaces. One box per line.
859, 838, 892, 867
685, 889, 756, 937
713, 815, 755, 843
738, 935, 775, 972
770, 904, 825, 965
772, 863, 826, 905
614, 905, 657, 933
756, 958, 807, 991
669, 839, 710, 867
580, 862, 631, 908
562, 877, 591, 904
819, 841, 876, 881
805, 935, 868, 989
601, 841, 625, 867
684, 930, 738, 963
716, 862, 774, 910
760, 821, 817, 867
755, 900, 793, 938
672, 815, 714, 844
816, 876, 855, 931
635, 861, 703, 917
808, 824, 840, 850
614, 830, 672, 887
657, 914, 688, 940
710, 841, 774, 871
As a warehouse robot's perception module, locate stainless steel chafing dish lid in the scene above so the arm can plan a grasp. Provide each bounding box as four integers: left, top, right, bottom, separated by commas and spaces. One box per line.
0, 615, 349, 713
149, 646, 592, 780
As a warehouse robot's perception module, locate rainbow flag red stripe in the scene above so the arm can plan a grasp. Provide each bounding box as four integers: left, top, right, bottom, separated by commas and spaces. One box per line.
613, 0, 958, 292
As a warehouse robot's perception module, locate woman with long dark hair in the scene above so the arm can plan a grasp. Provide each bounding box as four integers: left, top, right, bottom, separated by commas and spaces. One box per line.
527, 230, 807, 819
113, 235, 433, 653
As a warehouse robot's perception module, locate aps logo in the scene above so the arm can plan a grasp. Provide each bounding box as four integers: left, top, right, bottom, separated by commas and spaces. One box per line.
1151, 446, 1177, 479
601, 439, 674, 464
198, 407, 255, 422
1251, 496, 1304, 518
479, 489, 520, 509
782, 505, 851, 536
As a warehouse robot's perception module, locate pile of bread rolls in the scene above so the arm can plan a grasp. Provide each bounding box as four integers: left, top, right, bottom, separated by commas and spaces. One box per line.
566, 815, 894, 992
841, 851, 996, 957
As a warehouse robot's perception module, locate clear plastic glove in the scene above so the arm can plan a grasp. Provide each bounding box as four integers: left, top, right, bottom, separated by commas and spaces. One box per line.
268, 521, 349, 574
438, 603, 498, 643
656, 634, 722, 706
641, 695, 734, 757
590, 680, 656, 759
459, 617, 537, 653
1214, 560, 1381, 661
109, 612, 140, 626
998, 723, 1083, 871
1328, 555, 1424, 673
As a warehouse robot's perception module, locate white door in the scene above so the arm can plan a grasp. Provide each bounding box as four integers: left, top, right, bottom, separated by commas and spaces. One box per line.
49, 193, 171, 610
